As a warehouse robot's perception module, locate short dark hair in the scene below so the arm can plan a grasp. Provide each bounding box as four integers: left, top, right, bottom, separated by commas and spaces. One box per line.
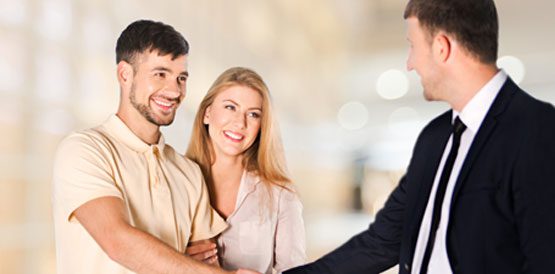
404, 0, 498, 64
115, 19, 189, 65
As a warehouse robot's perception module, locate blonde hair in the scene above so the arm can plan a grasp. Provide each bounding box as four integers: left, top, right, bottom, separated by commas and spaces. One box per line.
186, 67, 291, 192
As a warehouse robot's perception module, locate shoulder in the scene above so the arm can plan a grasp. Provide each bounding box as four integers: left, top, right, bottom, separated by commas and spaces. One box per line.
421, 110, 451, 136
55, 126, 113, 160
163, 145, 203, 174
161, 145, 205, 188
269, 183, 302, 210
52, 126, 119, 193
409, 109, 451, 151
495, 78, 554, 119
501, 83, 555, 135
514, 88, 555, 121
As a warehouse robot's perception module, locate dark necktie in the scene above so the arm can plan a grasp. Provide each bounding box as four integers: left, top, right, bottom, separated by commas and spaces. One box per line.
419, 116, 467, 274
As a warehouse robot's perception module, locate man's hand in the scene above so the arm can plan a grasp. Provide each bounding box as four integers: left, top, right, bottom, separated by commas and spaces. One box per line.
186, 239, 219, 266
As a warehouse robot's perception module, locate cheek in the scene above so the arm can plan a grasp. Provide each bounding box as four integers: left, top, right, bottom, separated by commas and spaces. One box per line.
180, 88, 186, 99
134, 80, 156, 97
141, 77, 163, 93
247, 121, 261, 139
206, 122, 222, 143
207, 109, 231, 129
214, 111, 231, 125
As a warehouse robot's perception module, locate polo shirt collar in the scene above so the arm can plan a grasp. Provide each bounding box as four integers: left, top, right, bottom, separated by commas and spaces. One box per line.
104, 114, 166, 153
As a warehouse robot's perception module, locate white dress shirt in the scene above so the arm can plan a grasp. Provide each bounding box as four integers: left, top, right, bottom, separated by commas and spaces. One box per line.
218, 171, 307, 274
411, 70, 508, 274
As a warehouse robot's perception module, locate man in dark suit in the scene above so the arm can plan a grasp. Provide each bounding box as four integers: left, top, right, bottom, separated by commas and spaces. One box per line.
285, 0, 555, 273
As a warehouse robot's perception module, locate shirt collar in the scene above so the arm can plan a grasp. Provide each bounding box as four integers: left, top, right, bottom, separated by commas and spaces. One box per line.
237, 171, 262, 204
103, 114, 166, 153
453, 70, 508, 133
227, 170, 262, 221
239, 170, 262, 193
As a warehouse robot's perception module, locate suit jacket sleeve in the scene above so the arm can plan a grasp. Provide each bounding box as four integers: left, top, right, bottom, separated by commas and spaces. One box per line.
283, 113, 449, 274
285, 175, 407, 274
512, 103, 555, 272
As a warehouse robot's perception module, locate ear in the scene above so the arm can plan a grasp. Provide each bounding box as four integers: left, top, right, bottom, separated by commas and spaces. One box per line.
117, 61, 134, 91
432, 33, 452, 63
203, 106, 211, 125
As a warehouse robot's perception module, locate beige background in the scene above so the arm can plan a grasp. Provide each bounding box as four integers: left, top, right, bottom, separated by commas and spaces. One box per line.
1, 0, 554, 273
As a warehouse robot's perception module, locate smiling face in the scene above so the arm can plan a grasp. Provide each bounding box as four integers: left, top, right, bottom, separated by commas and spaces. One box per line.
203, 85, 263, 161
406, 17, 444, 102
125, 49, 188, 126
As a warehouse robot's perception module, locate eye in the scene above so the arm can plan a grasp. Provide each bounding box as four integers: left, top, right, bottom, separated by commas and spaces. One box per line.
154, 72, 166, 78
177, 75, 187, 84
248, 112, 261, 119
224, 105, 236, 111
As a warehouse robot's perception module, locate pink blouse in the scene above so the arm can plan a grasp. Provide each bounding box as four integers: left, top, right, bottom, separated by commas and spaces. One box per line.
218, 171, 306, 274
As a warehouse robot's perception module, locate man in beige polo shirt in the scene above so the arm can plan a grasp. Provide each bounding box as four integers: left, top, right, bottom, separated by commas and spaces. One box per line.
52, 20, 259, 274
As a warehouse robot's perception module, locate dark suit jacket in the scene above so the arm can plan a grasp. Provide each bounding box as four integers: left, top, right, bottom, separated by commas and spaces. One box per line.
285, 78, 555, 274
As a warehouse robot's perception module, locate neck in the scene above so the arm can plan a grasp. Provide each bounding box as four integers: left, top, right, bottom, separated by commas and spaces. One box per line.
446, 63, 499, 112
211, 154, 245, 187
116, 104, 161, 145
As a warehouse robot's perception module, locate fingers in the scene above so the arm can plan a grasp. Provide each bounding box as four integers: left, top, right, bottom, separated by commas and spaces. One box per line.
236, 269, 261, 274
186, 239, 220, 265
187, 247, 218, 261
186, 242, 217, 256
203, 253, 219, 266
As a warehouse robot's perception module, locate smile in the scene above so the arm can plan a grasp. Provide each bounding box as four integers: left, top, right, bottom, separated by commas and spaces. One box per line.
224, 130, 244, 142
152, 98, 176, 112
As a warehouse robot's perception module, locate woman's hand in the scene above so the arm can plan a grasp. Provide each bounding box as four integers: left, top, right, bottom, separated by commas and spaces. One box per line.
186, 239, 219, 266
234, 269, 261, 274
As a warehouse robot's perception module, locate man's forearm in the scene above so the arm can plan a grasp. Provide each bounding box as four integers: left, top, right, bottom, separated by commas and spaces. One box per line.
107, 224, 227, 274
74, 197, 228, 274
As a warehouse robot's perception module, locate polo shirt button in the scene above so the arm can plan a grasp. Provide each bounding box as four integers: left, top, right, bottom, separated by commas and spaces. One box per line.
404, 263, 410, 271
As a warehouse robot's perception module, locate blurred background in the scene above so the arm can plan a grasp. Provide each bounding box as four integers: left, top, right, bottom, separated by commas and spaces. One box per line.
1, 0, 554, 273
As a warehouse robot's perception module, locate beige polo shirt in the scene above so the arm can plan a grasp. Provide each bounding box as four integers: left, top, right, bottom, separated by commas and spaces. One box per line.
52, 115, 227, 274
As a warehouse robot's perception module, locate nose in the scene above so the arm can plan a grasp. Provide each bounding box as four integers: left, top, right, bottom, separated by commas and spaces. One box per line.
233, 113, 247, 129
164, 78, 185, 100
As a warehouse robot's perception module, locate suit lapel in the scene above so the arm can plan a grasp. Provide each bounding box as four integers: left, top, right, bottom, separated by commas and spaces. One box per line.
450, 78, 518, 206
408, 114, 452, 245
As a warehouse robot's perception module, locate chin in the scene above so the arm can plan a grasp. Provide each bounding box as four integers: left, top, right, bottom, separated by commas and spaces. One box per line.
422, 86, 439, 102
222, 148, 245, 158
148, 115, 175, 127
157, 120, 174, 126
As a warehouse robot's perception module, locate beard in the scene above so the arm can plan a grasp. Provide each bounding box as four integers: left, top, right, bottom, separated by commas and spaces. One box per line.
129, 83, 177, 126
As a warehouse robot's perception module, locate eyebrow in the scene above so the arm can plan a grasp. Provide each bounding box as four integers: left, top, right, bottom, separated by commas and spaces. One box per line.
152, 66, 189, 77
222, 99, 262, 111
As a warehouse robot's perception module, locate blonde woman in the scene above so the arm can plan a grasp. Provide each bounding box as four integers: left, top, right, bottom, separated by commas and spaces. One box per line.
185, 67, 306, 274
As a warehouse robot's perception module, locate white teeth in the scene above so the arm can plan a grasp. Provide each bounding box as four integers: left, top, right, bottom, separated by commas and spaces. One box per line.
154, 99, 173, 107
224, 131, 243, 140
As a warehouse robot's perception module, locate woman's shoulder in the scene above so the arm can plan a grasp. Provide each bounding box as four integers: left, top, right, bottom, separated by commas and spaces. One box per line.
252, 174, 294, 195
262, 180, 301, 207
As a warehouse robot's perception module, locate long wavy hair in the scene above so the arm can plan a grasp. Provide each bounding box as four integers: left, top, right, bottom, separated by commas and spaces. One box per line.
186, 67, 292, 194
